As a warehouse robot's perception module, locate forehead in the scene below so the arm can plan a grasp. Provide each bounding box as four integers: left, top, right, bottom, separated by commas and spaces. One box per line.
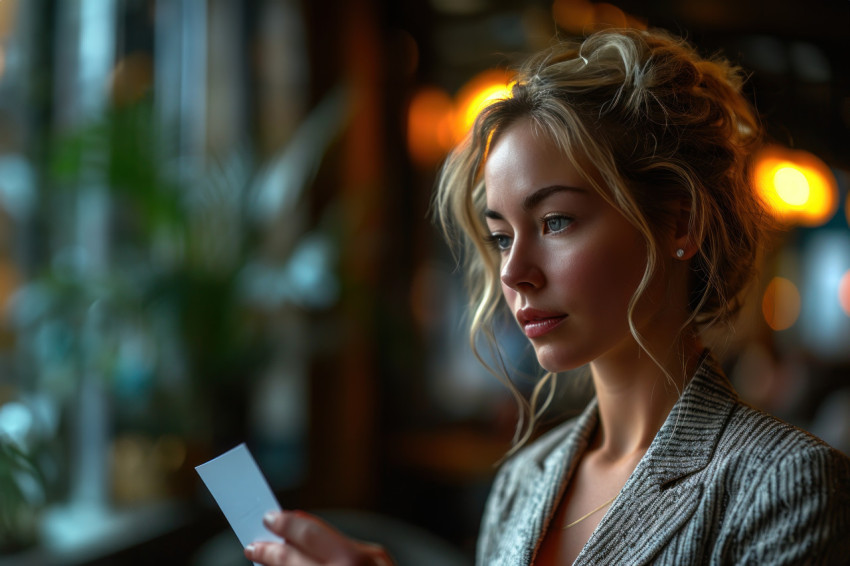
483, 119, 591, 205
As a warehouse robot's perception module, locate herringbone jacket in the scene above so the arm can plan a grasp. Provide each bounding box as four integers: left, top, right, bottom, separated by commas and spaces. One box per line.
477, 354, 850, 565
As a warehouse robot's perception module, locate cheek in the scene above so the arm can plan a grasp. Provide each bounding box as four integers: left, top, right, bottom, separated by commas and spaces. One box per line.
549, 245, 645, 306
501, 282, 518, 308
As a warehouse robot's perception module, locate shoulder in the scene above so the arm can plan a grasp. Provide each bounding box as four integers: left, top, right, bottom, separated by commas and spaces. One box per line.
687, 356, 849, 484
718, 399, 850, 480
712, 401, 850, 563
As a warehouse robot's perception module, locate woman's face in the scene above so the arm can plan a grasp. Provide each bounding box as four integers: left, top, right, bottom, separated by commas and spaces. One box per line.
483, 119, 669, 372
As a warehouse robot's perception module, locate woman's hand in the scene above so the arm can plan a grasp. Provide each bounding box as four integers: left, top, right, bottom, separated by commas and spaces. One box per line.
244, 510, 395, 566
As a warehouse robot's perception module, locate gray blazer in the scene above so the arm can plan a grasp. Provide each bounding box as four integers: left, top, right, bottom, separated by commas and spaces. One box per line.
477, 355, 850, 565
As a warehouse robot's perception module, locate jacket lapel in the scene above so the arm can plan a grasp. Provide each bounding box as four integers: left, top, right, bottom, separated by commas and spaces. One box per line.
501, 400, 599, 565
574, 355, 738, 565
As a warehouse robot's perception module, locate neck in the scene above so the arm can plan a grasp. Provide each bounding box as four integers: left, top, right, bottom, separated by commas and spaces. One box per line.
589, 332, 703, 460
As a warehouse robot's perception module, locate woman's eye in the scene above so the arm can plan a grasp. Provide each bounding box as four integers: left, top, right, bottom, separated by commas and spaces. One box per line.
544, 215, 572, 233
488, 234, 512, 251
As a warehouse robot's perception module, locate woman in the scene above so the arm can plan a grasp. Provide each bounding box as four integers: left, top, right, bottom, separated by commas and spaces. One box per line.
245, 28, 850, 565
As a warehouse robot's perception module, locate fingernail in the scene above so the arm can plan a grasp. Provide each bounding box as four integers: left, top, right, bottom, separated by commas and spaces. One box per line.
245, 544, 255, 555
263, 511, 277, 527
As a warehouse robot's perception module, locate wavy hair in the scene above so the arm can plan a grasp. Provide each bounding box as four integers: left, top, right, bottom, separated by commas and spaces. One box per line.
433, 28, 769, 449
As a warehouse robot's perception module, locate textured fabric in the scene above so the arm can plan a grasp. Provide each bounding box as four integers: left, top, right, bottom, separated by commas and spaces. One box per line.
477, 354, 850, 565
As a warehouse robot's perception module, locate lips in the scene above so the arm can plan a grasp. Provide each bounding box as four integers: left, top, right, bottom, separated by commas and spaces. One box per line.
516, 308, 567, 338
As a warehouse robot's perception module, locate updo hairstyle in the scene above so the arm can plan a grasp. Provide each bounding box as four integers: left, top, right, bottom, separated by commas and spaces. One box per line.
434, 28, 769, 444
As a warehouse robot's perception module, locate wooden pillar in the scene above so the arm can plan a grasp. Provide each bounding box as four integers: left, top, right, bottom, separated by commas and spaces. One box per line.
305, 0, 386, 509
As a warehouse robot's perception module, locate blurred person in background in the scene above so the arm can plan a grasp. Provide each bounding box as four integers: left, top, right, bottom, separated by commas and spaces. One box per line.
244, 27, 850, 566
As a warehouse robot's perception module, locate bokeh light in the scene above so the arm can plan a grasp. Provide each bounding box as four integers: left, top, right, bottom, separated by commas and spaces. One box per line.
753, 145, 838, 227
773, 166, 809, 206
552, 0, 646, 34
839, 270, 850, 317
762, 276, 802, 331
408, 70, 517, 166
407, 87, 455, 168
592, 3, 628, 29
454, 69, 514, 140
799, 231, 850, 358
0, 0, 18, 40
552, 0, 596, 34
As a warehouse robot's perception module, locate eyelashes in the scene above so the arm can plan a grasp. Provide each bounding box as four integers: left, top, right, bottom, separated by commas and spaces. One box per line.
484, 214, 574, 252
543, 214, 573, 234
484, 233, 511, 251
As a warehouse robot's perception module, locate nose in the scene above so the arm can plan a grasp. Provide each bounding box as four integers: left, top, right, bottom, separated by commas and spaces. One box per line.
500, 243, 544, 291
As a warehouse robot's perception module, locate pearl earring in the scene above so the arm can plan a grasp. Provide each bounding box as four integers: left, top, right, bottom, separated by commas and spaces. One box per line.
676, 248, 685, 258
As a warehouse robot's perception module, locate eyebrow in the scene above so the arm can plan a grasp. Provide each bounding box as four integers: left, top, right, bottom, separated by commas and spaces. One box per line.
483, 184, 586, 220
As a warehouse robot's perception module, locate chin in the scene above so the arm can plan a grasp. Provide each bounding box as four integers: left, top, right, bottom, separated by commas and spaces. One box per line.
535, 350, 587, 374
539, 362, 581, 374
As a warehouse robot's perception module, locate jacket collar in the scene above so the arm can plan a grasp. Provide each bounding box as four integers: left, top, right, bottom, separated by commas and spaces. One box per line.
575, 352, 739, 565
641, 352, 738, 487
539, 352, 737, 488
506, 353, 739, 566
516, 398, 599, 564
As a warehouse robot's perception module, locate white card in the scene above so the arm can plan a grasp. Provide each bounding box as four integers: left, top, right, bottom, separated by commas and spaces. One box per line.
196, 443, 283, 565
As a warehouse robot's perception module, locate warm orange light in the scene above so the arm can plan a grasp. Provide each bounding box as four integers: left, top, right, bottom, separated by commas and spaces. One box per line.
454, 69, 514, 140
762, 277, 802, 331
753, 145, 838, 227
593, 3, 628, 29
407, 87, 455, 168
553, 0, 645, 34
839, 271, 850, 317
773, 166, 809, 206
552, 0, 596, 34
0, 0, 18, 39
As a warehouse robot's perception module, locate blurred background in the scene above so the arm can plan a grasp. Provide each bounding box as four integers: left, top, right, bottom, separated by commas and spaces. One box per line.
0, 0, 847, 564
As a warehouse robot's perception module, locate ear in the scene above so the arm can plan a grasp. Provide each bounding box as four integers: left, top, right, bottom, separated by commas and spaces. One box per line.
672, 199, 698, 260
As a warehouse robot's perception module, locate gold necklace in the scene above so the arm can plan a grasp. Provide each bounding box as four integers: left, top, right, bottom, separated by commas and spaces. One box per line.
563, 496, 617, 529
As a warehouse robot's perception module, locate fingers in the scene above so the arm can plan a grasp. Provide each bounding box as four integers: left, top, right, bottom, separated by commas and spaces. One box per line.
356, 543, 395, 566
262, 510, 350, 562
247, 511, 395, 566
245, 541, 311, 566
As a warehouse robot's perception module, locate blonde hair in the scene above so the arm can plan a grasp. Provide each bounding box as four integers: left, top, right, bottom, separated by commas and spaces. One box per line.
434, 28, 769, 448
